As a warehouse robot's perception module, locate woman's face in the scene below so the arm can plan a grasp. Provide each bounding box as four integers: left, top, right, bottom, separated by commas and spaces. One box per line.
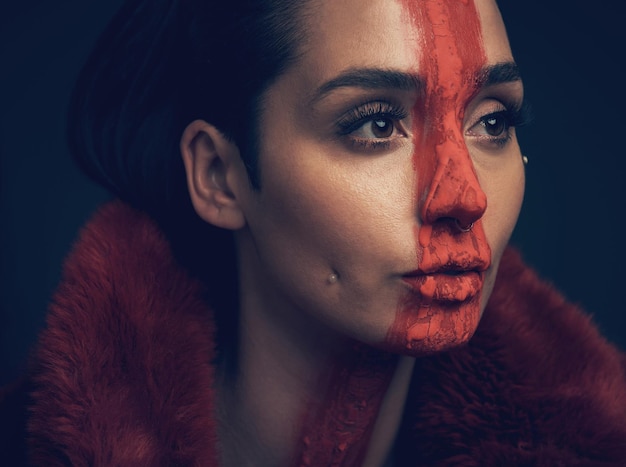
234, 0, 525, 355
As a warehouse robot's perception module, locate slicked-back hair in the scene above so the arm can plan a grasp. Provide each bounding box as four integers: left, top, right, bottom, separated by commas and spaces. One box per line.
67, 0, 311, 345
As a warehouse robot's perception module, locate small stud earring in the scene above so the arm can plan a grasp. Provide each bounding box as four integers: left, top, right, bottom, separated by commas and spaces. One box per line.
327, 273, 338, 284
522, 155, 529, 165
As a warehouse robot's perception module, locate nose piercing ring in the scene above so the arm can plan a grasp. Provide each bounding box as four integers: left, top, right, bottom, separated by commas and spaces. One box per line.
454, 220, 474, 233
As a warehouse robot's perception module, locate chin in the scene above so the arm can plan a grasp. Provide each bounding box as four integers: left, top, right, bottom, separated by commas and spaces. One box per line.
379, 290, 484, 357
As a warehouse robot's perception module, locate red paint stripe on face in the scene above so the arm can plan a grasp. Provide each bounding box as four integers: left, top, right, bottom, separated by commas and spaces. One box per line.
292, 3, 493, 464
290, 346, 396, 466
386, 0, 492, 354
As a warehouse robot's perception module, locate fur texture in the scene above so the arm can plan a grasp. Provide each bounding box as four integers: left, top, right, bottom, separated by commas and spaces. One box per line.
28, 202, 219, 466
397, 248, 626, 465
3, 201, 626, 465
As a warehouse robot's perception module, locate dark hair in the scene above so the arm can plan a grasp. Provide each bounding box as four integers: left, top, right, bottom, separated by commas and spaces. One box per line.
67, 0, 311, 347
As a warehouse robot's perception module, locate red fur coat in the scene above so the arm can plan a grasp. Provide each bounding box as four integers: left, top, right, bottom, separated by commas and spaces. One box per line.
2, 201, 626, 465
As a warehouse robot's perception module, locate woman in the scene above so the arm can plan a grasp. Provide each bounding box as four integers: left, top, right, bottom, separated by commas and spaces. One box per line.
2, 0, 625, 465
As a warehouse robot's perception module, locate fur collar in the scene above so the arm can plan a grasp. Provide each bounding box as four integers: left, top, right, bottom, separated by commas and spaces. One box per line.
397, 240, 626, 465
29, 202, 219, 465
26, 201, 626, 465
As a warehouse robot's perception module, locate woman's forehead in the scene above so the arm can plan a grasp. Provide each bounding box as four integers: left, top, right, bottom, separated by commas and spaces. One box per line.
305, 0, 420, 73
299, 0, 511, 83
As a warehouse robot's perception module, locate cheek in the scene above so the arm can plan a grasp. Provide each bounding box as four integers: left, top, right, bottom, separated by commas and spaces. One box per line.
478, 161, 525, 308
253, 76, 412, 262
256, 141, 415, 266
481, 162, 525, 257
247, 173, 338, 273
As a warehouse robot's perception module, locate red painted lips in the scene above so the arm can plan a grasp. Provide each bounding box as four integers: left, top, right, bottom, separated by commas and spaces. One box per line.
402, 270, 484, 303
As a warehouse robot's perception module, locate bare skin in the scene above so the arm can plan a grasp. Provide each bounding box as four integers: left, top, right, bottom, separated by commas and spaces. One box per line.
181, 0, 525, 465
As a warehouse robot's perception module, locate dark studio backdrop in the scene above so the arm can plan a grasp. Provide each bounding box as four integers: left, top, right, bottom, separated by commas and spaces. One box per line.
1, 1, 625, 386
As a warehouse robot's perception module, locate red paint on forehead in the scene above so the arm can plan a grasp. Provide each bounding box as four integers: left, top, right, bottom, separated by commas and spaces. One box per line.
406, 0, 486, 184
386, 0, 492, 354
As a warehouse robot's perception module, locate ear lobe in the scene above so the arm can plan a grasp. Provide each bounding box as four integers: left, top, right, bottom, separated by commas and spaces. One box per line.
180, 120, 247, 230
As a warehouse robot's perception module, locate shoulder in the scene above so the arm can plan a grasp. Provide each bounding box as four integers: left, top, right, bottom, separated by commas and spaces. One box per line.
397, 246, 626, 466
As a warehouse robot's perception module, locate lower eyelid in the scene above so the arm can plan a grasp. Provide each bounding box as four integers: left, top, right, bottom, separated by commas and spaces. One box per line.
348, 139, 393, 151
344, 131, 407, 152
467, 131, 514, 151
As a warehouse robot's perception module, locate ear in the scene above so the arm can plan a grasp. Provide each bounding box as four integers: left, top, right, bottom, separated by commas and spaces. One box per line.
180, 120, 247, 230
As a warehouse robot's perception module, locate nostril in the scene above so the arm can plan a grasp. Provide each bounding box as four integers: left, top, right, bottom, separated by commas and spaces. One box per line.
437, 217, 474, 233
422, 196, 486, 227
454, 219, 474, 233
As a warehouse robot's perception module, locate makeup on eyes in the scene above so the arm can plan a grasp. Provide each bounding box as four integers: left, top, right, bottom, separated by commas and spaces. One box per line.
335, 100, 410, 151
465, 99, 530, 149
309, 66, 528, 156
335, 101, 408, 135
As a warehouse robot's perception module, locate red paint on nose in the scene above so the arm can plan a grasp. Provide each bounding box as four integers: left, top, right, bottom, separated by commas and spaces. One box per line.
412, 1, 488, 227
386, 0, 492, 354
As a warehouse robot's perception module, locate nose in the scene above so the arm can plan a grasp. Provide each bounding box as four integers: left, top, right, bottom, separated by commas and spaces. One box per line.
420, 148, 487, 229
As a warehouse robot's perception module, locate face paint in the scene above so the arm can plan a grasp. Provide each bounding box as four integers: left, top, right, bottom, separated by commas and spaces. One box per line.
287, 1, 494, 463
386, 0, 492, 354
290, 345, 396, 466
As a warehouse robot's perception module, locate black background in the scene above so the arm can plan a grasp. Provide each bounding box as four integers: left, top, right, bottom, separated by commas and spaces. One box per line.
1, 1, 625, 385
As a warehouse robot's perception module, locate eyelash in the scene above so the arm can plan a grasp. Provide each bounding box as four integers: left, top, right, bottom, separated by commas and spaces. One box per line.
336, 101, 408, 151
334, 99, 531, 151
468, 100, 531, 148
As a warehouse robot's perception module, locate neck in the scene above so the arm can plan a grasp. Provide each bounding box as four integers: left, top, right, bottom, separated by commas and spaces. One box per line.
290, 346, 414, 467
216, 238, 415, 466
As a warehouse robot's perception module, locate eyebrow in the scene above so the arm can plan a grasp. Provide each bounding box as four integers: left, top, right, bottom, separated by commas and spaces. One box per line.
312, 68, 423, 103
479, 62, 522, 86
311, 61, 521, 103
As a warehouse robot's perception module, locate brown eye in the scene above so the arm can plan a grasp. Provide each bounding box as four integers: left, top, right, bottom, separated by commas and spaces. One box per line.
371, 118, 394, 138
337, 101, 409, 152
482, 114, 507, 136
466, 100, 528, 150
